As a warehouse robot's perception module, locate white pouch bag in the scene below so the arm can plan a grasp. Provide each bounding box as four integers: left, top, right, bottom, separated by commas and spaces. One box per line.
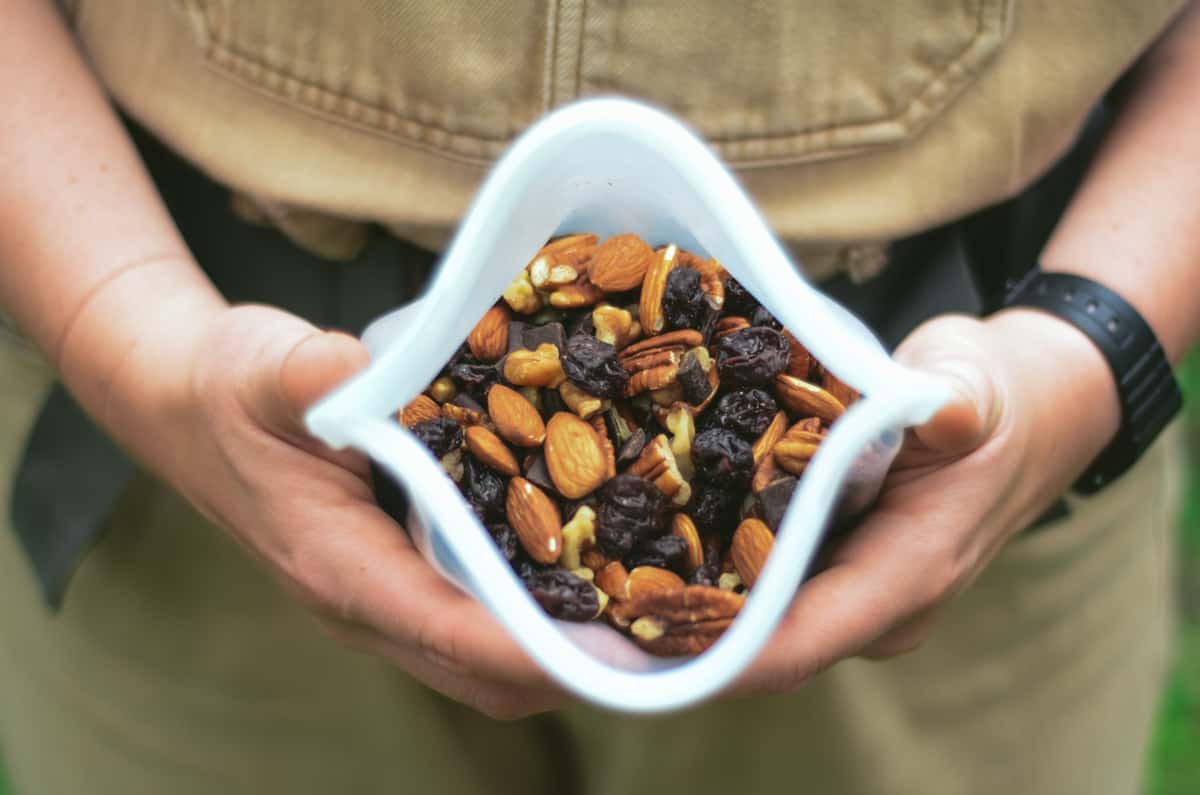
306, 98, 949, 714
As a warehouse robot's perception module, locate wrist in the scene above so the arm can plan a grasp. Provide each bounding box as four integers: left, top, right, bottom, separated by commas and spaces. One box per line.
983, 308, 1121, 477
55, 255, 227, 471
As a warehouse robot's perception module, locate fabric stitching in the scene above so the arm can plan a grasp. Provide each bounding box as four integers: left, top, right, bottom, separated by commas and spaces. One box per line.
190, 0, 1009, 168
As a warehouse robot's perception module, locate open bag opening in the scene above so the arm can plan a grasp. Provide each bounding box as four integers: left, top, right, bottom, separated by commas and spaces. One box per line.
306, 98, 949, 713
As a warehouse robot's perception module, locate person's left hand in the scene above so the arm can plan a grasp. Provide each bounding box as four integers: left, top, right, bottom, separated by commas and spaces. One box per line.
735, 307, 1121, 693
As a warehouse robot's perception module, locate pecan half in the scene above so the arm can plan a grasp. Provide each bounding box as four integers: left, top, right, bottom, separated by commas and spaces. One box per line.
618, 585, 744, 656
625, 433, 692, 507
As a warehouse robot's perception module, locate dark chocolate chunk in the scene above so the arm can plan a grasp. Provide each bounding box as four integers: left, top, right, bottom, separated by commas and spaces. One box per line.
615, 428, 648, 469
759, 476, 798, 533
522, 321, 567, 354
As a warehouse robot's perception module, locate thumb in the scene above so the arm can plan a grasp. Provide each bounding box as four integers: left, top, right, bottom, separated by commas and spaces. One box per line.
894, 317, 1002, 457
276, 330, 372, 435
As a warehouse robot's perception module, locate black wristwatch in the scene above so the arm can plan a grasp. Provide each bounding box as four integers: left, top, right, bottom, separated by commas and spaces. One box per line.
1002, 269, 1182, 495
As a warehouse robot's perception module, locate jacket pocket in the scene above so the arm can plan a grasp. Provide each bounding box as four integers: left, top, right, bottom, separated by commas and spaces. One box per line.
577, 0, 1012, 166
180, 0, 554, 162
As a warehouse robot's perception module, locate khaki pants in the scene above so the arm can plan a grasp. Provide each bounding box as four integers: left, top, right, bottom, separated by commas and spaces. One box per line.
0, 328, 1178, 794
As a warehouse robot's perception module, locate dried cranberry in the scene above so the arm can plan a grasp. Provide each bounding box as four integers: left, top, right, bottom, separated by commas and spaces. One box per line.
688, 484, 741, 537
626, 534, 689, 573
449, 361, 499, 397
487, 523, 519, 562
692, 429, 754, 486
527, 569, 599, 622
562, 333, 629, 399
714, 326, 789, 386
723, 276, 759, 317
411, 418, 463, 458
463, 456, 506, 521
594, 474, 668, 558
710, 389, 778, 439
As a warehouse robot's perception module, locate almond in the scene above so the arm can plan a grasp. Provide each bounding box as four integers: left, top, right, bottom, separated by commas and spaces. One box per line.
594, 561, 629, 600
625, 566, 685, 600
589, 233, 656, 292
731, 518, 773, 588
464, 425, 519, 476
544, 412, 608, 499
639, 244, 678, 334
774, 374, 846, 425
488, 384, 546, 447
400, 394, 441, 427
467, 304, 511, 362
821, 369, 861, 408
670, 513, 704, 575
751, 410, 788, 465
506, 477, 562, 564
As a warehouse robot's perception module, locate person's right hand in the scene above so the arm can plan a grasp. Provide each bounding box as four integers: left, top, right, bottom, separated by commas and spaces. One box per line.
141, 304, 565, 719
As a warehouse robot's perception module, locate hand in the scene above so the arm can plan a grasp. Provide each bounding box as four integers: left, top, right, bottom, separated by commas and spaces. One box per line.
738, 308, 1121, 693
142, 304, 564, 719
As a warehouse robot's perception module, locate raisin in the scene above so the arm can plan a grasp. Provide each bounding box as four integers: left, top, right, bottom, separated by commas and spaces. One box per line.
626, 534, 689, 573
662, 268, 708, 331
614, 428, 648, 469
749, 305, 781, 330
714, 326, 789, 387
463, 456, 506, 521
677, 349, 715, 406
487, 523, 520, 562
450, 361, 499, 397
411, 418, 463, 458
692, 429, 755, 486
594, 474, 668, 558
513, 553, 547, 587
527, 569, 600, 622
723, 276, 759, 317
562, 333, 630, 399
710, 388, 778, 438
688, 483, 741, 537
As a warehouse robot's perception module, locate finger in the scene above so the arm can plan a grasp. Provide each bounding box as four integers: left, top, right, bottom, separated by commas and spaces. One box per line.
318, 617, 566, 720
892, 317, 1002, 461
857, 606, 940, 660
284, 493, 555, 690
736, 505, 959, 694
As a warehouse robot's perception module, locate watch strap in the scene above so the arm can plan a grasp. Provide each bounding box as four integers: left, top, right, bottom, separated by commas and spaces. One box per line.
1003, 269, 1182, 494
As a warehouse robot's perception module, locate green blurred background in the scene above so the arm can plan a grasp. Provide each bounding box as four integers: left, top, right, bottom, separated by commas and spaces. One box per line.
0, 355, 1196, 793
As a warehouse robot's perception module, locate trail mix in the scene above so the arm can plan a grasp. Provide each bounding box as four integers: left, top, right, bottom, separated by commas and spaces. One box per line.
400, 233, 858, 656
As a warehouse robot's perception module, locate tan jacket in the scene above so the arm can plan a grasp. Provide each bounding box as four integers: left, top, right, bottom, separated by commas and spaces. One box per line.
68, 0, 1182, 279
